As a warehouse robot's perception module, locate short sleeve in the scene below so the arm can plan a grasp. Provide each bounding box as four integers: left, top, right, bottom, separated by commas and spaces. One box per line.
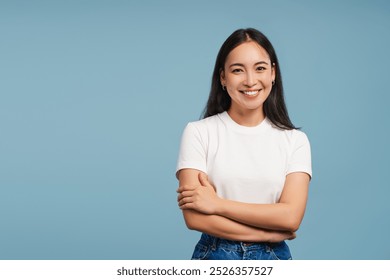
176, 123, 207, 178
286, 131, 312, 178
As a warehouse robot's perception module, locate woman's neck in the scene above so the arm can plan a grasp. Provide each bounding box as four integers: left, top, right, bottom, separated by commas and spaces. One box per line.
227, 107, 265, 127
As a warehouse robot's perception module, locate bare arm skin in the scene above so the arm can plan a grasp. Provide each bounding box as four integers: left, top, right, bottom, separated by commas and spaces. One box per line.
178, 171, 310, 232
178, 169, 296, 242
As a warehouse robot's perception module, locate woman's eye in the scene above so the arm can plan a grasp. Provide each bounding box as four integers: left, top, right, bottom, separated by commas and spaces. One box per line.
232, 68, 243, 73
256, 67, 266, 71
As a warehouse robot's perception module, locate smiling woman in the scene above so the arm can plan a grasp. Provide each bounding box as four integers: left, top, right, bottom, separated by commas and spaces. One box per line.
175, 28, 312, 260
220, 41, 275, 126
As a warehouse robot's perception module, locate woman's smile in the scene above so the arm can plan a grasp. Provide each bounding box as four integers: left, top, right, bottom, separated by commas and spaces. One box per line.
241, 89, 262, 97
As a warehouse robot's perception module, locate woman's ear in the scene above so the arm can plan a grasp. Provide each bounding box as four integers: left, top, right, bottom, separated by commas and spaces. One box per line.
271, 63, 276, 82
220, 68, 226, 86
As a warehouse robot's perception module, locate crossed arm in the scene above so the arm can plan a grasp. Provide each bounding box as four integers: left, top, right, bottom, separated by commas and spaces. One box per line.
177, 168, 310, 242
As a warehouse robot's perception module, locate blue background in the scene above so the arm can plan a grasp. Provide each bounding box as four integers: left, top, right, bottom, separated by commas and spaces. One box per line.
1, 0, 389, 259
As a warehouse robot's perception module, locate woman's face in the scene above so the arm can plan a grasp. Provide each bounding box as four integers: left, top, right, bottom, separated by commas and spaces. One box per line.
220, 41, 275, 115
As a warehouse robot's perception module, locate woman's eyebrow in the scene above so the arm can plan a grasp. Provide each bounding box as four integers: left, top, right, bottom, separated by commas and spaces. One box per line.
228, 61, 270, 68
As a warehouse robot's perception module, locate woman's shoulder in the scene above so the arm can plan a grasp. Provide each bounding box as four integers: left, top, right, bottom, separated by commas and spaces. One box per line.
284, 127, 309, 139
185, 113, 224, 131
180, 114, 224, 148
267, 122, 310, 145
285, 129, 311, 150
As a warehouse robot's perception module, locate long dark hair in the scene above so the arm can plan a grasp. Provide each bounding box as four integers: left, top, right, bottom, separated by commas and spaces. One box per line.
202, 28, 296, 130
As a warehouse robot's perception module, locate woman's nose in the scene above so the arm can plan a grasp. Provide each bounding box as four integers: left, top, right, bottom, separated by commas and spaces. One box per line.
244, 71, 257, 87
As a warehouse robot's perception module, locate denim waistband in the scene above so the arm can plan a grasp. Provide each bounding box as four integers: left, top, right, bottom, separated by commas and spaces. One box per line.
199, 233, 283, 252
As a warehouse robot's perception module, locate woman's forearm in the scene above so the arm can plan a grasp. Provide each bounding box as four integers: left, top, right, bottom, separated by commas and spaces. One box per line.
182, 209, 295, 243
215, 200, 297, 232
179, 171, 310, 232
178, 168, 300, 240
213, 173, 310, 232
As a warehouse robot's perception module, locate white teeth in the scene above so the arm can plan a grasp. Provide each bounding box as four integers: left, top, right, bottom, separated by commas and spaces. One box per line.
243, 90, 258, 96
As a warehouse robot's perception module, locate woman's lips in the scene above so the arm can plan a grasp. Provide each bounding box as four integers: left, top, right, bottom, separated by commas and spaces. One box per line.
240, 89, 261, 96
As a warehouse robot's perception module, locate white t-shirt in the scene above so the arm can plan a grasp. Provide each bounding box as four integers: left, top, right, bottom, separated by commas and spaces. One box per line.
176, 111, 312, 204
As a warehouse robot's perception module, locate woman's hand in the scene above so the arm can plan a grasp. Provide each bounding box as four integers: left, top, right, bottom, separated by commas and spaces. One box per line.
177, 173, 221, 215
261, 230, 296, 243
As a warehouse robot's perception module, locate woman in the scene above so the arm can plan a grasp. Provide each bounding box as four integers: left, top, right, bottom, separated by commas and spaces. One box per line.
176, 28, 312, 260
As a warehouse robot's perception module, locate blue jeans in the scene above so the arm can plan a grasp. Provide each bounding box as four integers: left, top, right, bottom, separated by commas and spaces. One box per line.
191, 233, 292, 260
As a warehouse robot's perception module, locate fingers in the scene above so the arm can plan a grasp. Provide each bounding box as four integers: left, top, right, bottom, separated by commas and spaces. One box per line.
288, 232, 297, 240
198, 173, 210, 187
263, 230, 297, 243
177, 190, 194, 202
179, 202, 194, 210
178, 196, 193, 207
176, 184, 199, 193
177, 189, 196, 208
